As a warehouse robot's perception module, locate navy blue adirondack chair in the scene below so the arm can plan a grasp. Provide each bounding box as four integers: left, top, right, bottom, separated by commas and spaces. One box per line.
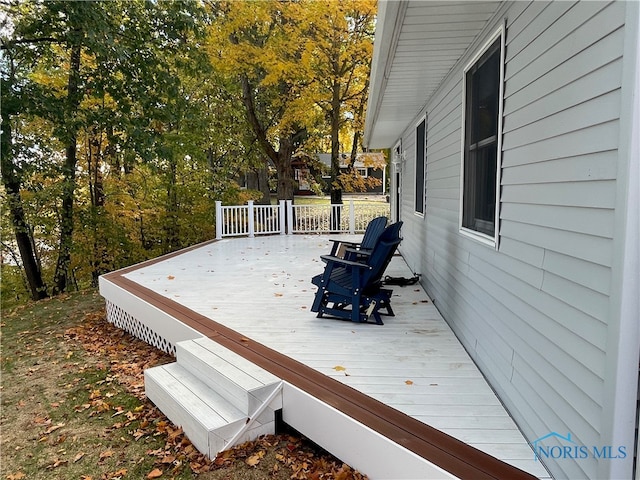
327, 216, 387, 261
311, 221, 403, 325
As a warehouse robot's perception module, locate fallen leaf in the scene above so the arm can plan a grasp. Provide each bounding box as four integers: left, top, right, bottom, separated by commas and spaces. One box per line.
99, 449, 114, 461
73, 452, 86, 463
7, 472, 26, 480
147, 468, 163, 479
47, 458, 68, 469
44, 422, 65, 434
333, 365, 346, 371
405, 380, 414, 385
167, 275, 175, 280
246, 450, 265, 467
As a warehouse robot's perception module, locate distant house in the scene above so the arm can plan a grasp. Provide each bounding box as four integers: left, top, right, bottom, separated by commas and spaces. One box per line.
293, 152, 386, 195
364, 2, 639, 480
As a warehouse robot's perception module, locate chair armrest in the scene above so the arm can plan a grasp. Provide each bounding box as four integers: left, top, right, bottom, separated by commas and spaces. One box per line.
345, 247, 372, 256
329, 239, 361, 247
319, 255, 370, 269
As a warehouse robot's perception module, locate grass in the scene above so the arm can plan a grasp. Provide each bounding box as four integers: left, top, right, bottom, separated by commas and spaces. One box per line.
1, 289, 367, 480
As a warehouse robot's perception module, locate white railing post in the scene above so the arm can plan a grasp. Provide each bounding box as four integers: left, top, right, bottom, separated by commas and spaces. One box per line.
247, 200, 255, 238
279, 200, 286, 235
215, 201, 223, 239
349, 199, 355, 234
286, 200, 294, 235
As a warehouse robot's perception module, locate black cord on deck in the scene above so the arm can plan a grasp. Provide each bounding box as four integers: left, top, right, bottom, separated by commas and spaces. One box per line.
382, 275, 420, 286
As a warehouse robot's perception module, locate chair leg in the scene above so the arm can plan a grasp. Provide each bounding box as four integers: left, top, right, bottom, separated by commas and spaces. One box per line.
351, 292, 362, 322
311, 288, 325, 313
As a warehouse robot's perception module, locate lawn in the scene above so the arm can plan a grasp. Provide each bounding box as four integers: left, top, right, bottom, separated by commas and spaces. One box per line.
0, 289, 367, 480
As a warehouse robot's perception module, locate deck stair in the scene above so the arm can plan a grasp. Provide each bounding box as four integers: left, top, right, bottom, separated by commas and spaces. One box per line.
144, 337, 282, 458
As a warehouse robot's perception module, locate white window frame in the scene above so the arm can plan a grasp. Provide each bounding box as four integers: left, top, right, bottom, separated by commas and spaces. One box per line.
459, 26, 505, 249
356, 167, 368, 178
415, 116, 427, 217
392, 141, 403, 223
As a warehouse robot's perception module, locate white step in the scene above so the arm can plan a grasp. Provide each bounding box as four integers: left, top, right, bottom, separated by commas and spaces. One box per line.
145, 362, 248, 456
175, 337, 282, 414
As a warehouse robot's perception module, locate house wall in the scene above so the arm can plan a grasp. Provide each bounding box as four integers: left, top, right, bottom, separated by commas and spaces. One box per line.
394, 2, 637, 479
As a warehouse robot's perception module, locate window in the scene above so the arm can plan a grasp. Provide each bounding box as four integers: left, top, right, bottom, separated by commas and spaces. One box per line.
356, 167, 368, 178
461, 31, 503, 243
415, 118, 426, 215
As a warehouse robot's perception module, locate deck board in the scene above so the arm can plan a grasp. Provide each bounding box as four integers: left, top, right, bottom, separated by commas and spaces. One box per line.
109, 235, 550, 479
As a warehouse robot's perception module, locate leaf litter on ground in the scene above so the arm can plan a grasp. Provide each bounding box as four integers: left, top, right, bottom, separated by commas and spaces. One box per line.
1, 289, 368, 480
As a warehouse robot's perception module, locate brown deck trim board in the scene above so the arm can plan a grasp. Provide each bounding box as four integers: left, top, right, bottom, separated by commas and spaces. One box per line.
106, 271, 536, 480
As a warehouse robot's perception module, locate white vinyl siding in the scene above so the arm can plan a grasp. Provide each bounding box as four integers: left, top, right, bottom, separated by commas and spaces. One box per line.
393, 2, 629, 479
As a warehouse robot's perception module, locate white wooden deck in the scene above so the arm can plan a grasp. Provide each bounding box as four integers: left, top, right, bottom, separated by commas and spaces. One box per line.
105, 235, 550, 479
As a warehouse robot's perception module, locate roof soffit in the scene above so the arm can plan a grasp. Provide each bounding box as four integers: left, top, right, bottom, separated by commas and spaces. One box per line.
364, 1, 502, 149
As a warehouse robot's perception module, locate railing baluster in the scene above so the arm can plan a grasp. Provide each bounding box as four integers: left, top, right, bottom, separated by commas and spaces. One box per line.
215, 200, 389, 238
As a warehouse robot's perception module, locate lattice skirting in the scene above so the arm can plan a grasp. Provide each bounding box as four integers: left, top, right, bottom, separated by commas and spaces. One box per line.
105, 300, 176, 356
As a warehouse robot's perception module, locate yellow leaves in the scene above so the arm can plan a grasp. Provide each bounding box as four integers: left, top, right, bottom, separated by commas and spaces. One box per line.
359, 152, 386, 169
206, 0, 375, 136
29, 68, 66, 93
337, 169, 382, 193
333, 365, 346, 371
245, 450, 265, 467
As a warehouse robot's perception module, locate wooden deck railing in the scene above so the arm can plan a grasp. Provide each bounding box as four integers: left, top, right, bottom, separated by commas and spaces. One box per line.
215, 200, 389, 239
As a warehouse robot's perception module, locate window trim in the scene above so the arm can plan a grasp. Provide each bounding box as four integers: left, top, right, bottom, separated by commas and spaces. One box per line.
392, 141, 402, 224
415, 116, 427, 217
459, 26, 505, 249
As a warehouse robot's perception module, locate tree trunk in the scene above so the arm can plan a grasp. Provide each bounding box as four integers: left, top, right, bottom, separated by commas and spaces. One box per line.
239, 74, 296, 201
274, 158, 294, 201
163, 155, 180, 254
246, 166, 271, 204
0, 114, 49, 300
88, 128, 107, 287
329, 77, 342, 231
53, 41, 82, 294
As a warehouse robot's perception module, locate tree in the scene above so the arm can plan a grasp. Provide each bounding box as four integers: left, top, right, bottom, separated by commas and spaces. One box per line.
207, 0, 320, 201
207, 0, 375, 208
0, 63, 49, 299
306, 0, 376, 208
1, 0, 211, 295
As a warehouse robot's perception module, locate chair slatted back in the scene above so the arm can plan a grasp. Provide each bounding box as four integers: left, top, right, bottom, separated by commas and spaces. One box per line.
359, 216, 388, 251
360, 221, 403, 288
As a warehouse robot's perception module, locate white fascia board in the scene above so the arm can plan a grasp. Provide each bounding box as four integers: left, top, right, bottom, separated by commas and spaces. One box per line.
364, 0, 407, 149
